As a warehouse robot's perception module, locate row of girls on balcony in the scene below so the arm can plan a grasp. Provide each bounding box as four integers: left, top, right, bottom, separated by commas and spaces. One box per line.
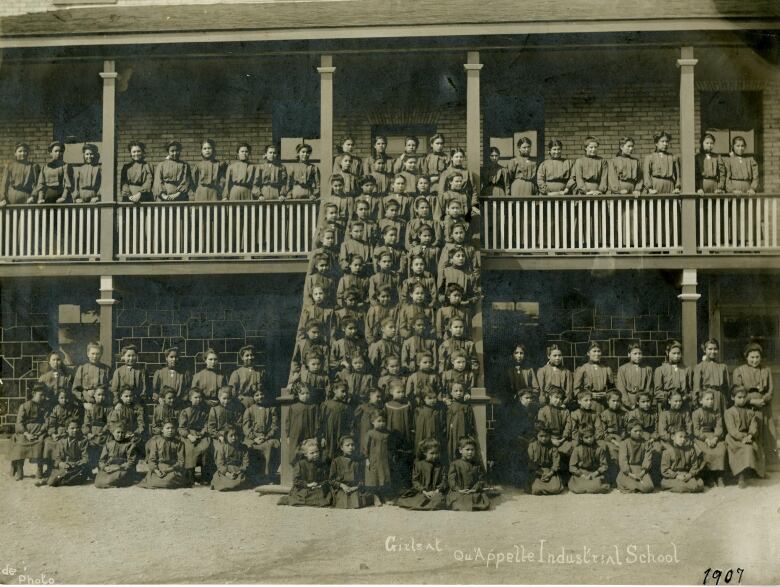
481, 132, 760, 198
0, 133, 474, 206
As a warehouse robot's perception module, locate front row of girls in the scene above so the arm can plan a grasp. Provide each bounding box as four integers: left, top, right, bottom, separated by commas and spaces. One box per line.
499, 338, 773, 494
481, 133, 760, 198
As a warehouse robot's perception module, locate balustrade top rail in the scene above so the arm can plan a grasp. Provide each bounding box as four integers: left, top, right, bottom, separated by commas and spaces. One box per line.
1, 194, 779, 263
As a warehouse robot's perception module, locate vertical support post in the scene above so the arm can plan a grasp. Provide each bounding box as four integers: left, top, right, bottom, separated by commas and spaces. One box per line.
678, 47, 698, 255
318, 55, 335, 201
708, 274, 722, 341
96, 275, 118, 362
99, 60, 118, 262
464, 51, 483, 187
678, 268, 701, 367
274, 389, 296, 492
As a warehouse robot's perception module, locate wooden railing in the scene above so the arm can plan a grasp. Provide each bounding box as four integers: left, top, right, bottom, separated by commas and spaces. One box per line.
116, 200, 318, 260
697, 194, 780, 253
481, 195, 683, 254
0, 204, 100, 261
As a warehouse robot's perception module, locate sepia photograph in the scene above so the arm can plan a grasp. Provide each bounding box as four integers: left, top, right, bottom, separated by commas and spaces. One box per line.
0, 0, 779, 584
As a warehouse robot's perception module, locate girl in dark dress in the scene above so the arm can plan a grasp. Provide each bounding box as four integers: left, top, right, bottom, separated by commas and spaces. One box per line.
364, 409, 393, 502
10, 383, 48, 480
397, 438, 447, 510
329, 434, 376, 508
446, 435, 490, 511
284, 438, 332, 507
120, 141, 154, 202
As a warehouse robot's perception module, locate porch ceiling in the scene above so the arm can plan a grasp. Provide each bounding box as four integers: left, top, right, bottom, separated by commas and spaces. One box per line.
0, 0, 779, 47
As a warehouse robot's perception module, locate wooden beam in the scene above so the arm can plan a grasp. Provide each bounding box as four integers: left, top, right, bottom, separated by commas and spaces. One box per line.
678, 268, 701, 367
97, 275, 117, 360
678, 47, 698, 256
99, 60, 117, 262
482, 254, 780, 271
2, 19, 778, 49
318, 55, 334, 201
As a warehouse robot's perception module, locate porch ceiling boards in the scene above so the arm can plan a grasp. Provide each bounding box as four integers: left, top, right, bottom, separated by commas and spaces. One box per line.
0, 0, 779, 48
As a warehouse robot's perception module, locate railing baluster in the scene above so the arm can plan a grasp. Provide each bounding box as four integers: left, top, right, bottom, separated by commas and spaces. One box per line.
747, 198, 754, 248
672, 197, 679, 249
772, 198, 778, 248
3, 209, 10, 258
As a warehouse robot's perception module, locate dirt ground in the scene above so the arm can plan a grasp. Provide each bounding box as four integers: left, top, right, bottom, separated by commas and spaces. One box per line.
0, 456, 778, 585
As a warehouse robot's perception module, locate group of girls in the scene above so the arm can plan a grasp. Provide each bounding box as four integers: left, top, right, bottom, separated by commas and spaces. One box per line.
9, 342, 278, 492
481, 132, 760, 198
494, 338, 774, 495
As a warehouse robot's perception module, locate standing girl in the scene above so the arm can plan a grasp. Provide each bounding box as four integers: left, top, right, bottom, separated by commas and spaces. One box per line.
285, 438, 332, 507
223, 143, 259, 201
333, 136, 362, 176
72, 144, 102, 203
191, 139, 223, 202
536, 344, 574, 407
480, 147, 509, 197
536, 139, 572, 196
392, 136, 419, 175
10, 383, 48, 480
1, 142, 39, 205
568, 136, 607, 195
732, 342, 776, 463
446, 435, 490, 511
153, 140, 191, 201
653, 340, 692, 412
437, 148, 477, 215
364, 409, 393, 501
120, 141, 154, 203
397, 438, 447, 510
288, 143, 320, 200
695, 133, 725, 194
693, 338, 730, 416
507, 137, 537, 197
723, 136, 759, 195
502, 343, 540, 406
364, 135, 393, 179
643, 131, 681, 194
257, 144, 288, 200
615, 343, 653, 411
608, 137, 643, 196
420, 133, 449, 191
573, 342, 614, 412
35, 141, 71, 203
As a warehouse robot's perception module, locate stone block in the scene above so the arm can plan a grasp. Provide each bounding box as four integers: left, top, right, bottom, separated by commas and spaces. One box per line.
658, 314, 680, 331
186, 317, 212, 339
594, 315, 612, 330
635, 315, 658, 332
185, 339, 205, 357
224, 339, 246, 353
571, 309, 594, 329
612, 316, 634, 330
148, 325, 162, 338
161, 324, 181, 337
213, 320, 245, 338
205, 339, 226, 353
0, 342, 21, 358
22, 341, 52, 357
116, 309, 148, 328
561, 330, 591, 343
589, 330, 619, 341
15, 356, 33, 379
3, 327, 32, 342
132, 326, 149, 337
141, 338, 164, 354
147, 310, 174, 325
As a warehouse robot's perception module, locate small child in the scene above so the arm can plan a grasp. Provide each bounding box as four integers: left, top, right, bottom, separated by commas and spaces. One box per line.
298, 285, 336, 342
0, 142, 39, 205
349, 196, 379, 246
367, 257, 400, 310
692, 390, 727, 487
527, 423, 564, 495
94, 423, 140, 488
398, 158, 420, 202
568, 136, 607, 196
39, 420, 90, 487
10, 383, 48, 481
329, 434, 376, 508
150, 388, 179, 440
397, 283, 434, 340
229, 345, 266, 409
481, 146, 509, 197
414, 387, 445, 450
626, 392, 661, 450
333, 153, 359, 200
406, 351, 441, 403
401, 256, 437, 308
397, 438, 447, 510
303, 254, 337, 309
296, 351, 331, 403
368, 319, 402, 375
153, 140, 191, 201
408, 225, 441, 278
108, 385, 146, 450
257, 144, 288, 200
654, 340, 692, 412
287, 143, 320, 200
616, 419, 655, 494
644, 131, 681, 195
191, 348, 226, 407
693, 338, 730, 417
437, 149, 477, 216
500, 388, 539, 487
377, 357, 407, 396
570, 390, 599, 446
35, 141, 71, 203
39, 350, 72, 407
385, 380, 414, 484
392, 135, 419, 174
334, 289, 366, 340
242, 387, 280, 483
365, 135, 393, 180
658, 392, 693, 449
333, 136, 362, 176
446, 435, 490, 511
723, 135, 759, 195
72, 143, 101, 203
211, 425, 250, 491
340, 223, 373, 276
660, 428, 704, 493
369, 158, 393, 199
336, 255, 370, 310
435, 284, 471, 342
536, 344, 574, 405
290, 321, 330, 381
438, 221, 480, 276
507, 137, 537, 197
364, 410, 393, 502
43, 390, 83, 474
179, 388, 213, 485
616, 343, 653, 410
191, 139, 223, 202
437, 246, 480, 308
725, 387, 766, 488
336, 352, 375, 405
536, 139, 572, 196
732, 342, 776, 463
597, 391, 625, 482
573, 342, 614, 412
330, 319, 368, 373
421, 134, 449, 189
284, 438, 333, 507
223, 143, 259, 201
110, 344, 147, 404
207, 386, 244, 449
120, 141, 154, 202
320, 382, 354, 463
372, 225, 406, 276
402, 319, 438, 374
151, 347, 191, 406
446, 382, 477, 461
83, 386, 112, 470
286, 382, 320, 464
315, 204, 345, 251
695, 133, 725, 194
502, 343, 541, 406
441, 351, 475, 398
439, 195, 468, 243
354, 388, 384, 453
377, 197, 407, 246
536, 387, 572, 456
142, 419, 190, 489
568, 424, 611, 494
438, 317, 478, 374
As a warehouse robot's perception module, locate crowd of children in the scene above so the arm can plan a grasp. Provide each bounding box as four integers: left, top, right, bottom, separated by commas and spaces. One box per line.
494, 338, 773, 494
0, 132, 761, 206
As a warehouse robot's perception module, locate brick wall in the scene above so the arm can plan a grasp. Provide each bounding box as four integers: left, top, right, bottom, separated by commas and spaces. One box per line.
112, 275, 303, 398
761, 79, 780, 193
